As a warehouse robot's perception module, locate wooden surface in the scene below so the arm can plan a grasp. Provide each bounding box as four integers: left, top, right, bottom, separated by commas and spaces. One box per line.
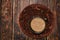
1, 0, 60, 40
13, 0, 58, 40
56, 0, 60, 40
1, 0, 13, 40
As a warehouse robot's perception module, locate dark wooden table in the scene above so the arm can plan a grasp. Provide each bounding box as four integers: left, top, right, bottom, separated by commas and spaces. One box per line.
1, 0, 60, 40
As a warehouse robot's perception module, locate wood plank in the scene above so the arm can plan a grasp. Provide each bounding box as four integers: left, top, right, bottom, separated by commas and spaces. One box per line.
1, 0, 13, 40
57, 1, 60, 40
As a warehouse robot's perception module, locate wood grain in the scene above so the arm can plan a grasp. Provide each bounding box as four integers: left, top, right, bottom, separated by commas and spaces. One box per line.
1, 0, 13, 40
13, 0, 58, 40
1, 0, 59, 40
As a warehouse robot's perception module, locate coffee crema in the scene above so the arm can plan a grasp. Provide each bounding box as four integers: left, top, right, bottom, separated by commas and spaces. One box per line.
31, 17, 45, 33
